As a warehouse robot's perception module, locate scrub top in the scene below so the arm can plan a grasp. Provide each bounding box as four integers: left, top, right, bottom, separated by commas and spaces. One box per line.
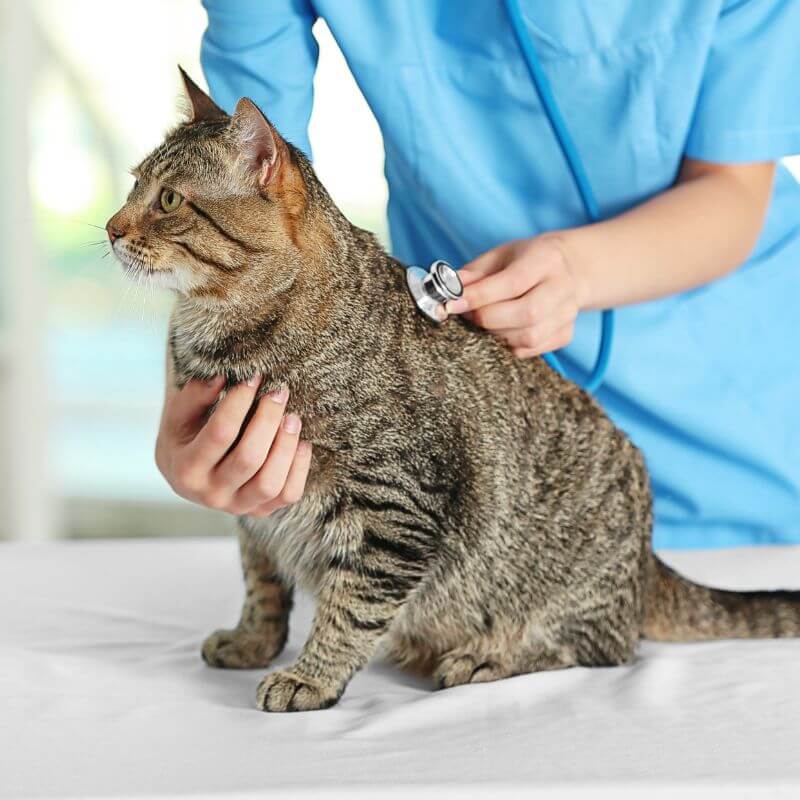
201, 0, 800, 550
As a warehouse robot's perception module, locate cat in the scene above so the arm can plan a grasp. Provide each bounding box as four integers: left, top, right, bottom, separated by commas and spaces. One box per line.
107, 70, 800, 712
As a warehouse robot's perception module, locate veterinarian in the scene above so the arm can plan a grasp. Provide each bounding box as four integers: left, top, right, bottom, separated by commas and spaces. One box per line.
155, 1, 800, 550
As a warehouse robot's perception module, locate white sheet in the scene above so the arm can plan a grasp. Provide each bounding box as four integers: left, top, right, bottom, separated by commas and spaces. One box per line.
2, 537, 799, 800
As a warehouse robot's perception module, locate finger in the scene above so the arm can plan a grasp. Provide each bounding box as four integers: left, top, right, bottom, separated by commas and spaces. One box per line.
489, 302, 571, 347
185, 375, 262, 470
247, 441, 312, 517
473, 276, 567, 331
536, 321, 576, 355
242, 496, 284, 519
499, 305, 576, 350
500, 323, 562, 351
459, 242, 515, 285
162, 375, 225, 437
512, 321, 575, 359
451, 257, 543, 314
212, 387, 289, 489
234, 413, 302, 510
498, 327, 540, 349
471, 296, 534, 331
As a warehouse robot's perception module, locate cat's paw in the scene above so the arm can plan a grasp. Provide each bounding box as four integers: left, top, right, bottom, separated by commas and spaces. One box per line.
434, 652, 510, 689
201, 627, 284, 669
256, 669, 340, 712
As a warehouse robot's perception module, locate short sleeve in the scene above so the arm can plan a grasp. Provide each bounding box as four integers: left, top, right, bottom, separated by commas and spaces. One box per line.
685, 0, 800, 162
201, 0, 319, 158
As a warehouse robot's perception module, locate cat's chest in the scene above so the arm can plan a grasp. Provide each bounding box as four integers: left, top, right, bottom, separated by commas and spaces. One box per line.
240, 487, 353, 591
171, 327, 274, 386
167, 302, 292, 381
171, 324, 332, 416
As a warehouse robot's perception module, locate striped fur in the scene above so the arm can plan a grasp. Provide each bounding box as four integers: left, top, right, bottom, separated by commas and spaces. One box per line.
108, 78, 800, 712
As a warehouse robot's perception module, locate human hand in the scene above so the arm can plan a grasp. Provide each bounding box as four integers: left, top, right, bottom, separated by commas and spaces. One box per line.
155, 375, 312, 518
446, 236, 585, 358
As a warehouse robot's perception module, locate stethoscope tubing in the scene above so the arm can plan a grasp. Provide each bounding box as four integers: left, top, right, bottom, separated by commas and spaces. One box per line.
504, 0, 614, 393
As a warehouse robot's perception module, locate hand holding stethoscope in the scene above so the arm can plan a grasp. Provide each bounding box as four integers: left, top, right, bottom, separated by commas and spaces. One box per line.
410, 237, 583, 362
445, 236, 582, 361
408, 0, 614, 394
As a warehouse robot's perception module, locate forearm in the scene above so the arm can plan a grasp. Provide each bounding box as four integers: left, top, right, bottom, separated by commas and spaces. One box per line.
200, 0, 319, 156
554, 159, 776, 310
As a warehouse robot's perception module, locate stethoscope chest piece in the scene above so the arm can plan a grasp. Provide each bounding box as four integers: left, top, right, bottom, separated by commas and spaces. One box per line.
406, 259, 463, 324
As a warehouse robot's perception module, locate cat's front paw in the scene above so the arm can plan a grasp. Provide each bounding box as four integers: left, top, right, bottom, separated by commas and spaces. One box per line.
201, 626, 285, 669
256, 669, 341, 712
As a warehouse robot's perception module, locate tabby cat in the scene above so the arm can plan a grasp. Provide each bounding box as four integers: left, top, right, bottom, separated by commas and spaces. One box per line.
107, 71, 800, 712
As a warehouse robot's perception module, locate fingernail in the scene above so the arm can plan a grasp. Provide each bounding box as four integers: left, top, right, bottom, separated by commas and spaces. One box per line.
246, 373, 261, 388
283, 413, 301, 434
446, 298, 469, 314
267, 387, 289, 404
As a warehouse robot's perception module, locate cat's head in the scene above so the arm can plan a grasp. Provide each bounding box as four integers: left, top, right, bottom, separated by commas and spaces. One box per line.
106, 69, 312, 303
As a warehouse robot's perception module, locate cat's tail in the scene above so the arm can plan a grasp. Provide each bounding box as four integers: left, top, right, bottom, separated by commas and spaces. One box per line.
642, 555, 800, 641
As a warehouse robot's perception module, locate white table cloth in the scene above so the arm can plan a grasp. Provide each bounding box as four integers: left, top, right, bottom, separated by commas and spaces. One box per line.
2, 537, 799, 799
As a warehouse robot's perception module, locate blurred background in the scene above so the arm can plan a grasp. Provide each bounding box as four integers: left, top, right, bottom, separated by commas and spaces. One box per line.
0, 0, 388, 540
1, 2, 798, 542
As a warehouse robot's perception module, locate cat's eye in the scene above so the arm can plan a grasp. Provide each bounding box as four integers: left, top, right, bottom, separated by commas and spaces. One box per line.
160, 188, 183, 213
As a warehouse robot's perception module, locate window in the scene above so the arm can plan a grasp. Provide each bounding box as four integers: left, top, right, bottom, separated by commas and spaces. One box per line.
1, 1, 386, 539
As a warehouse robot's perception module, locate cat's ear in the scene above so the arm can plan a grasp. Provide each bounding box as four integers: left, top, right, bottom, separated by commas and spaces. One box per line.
230, 97, 282, 189
178, 66, 226, 123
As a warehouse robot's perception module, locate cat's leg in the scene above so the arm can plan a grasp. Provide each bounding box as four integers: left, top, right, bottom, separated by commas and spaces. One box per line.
256, 521, 429, 712
434, 634, 578, 689
434, 562, 641, 689
202, 527, 293, 669
435, 647, 514, 688
434, 610, 639, 689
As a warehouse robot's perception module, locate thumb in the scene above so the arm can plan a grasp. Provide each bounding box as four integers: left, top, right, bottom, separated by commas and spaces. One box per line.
163, 375, 225, 436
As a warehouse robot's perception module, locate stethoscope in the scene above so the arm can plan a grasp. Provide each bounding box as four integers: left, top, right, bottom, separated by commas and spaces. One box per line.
408, 0, 614, 394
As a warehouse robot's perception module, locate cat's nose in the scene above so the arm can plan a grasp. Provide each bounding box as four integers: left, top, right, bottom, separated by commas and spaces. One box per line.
106, 223, 126, 244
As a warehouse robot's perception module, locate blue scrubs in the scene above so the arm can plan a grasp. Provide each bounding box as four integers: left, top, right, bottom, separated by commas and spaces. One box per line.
201, 0, 800, 550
